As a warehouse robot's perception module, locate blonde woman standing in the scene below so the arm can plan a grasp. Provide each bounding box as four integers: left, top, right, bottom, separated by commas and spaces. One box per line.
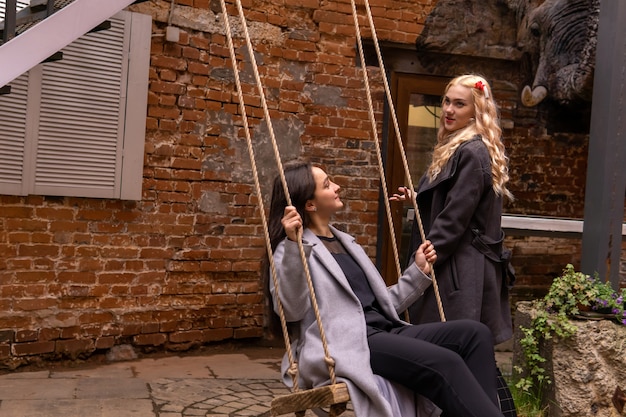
394, 74, 516, 414
393, 74, 516, 415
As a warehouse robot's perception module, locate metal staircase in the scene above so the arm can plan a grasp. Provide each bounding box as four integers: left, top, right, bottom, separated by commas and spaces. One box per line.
0, 0, 146, 91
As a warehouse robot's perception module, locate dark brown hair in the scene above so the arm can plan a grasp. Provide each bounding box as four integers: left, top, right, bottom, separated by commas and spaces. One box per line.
268, 159, 316, 251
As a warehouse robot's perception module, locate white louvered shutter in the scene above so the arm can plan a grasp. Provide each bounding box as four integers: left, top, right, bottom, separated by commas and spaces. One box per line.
0, 10, 150, 199
34, 16, 128, 198
0, 73, 29, 195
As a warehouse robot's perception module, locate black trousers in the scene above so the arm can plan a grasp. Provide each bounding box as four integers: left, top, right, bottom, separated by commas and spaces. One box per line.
368, 319, 502, 417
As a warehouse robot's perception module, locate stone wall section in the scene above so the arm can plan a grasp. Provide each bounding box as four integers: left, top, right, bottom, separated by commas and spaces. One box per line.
514, 302, 626, 417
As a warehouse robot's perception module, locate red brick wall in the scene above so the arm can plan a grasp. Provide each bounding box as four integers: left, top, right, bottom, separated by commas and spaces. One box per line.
0, 0, 439, 367
503, 99, 592, 304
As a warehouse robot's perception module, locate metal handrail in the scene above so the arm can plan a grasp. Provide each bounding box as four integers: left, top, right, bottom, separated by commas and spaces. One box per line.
1, 0, 17, 42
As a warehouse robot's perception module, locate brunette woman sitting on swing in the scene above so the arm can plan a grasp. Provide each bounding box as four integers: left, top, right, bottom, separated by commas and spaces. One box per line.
268, 159, 505, 417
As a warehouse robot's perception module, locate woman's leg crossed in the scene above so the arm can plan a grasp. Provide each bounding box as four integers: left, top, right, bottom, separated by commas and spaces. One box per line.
368, 320, 500, 417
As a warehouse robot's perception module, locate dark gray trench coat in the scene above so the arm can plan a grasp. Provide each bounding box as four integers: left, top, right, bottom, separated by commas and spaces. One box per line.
408, 136, 513, 344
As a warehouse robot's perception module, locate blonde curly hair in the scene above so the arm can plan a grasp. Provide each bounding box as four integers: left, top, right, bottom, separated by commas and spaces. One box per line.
428, 74, 513, 200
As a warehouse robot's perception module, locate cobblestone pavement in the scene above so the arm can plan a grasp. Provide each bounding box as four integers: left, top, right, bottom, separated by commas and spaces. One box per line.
150, 378, 355, 416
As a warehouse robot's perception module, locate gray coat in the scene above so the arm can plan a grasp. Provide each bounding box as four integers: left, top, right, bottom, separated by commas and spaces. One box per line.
408, 136, 513, 344
271, 226, 432, 417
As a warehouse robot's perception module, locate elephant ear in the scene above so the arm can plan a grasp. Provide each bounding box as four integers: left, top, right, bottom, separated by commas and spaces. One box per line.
518, 0, 600, 106
548, 0, 599, 104
560, 0, 599, 102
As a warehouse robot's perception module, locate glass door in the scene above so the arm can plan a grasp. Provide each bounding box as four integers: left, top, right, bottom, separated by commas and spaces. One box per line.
380, 74, 449, 284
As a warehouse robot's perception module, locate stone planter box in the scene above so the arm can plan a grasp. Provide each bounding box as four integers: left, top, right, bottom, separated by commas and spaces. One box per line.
513, 301, 626, 417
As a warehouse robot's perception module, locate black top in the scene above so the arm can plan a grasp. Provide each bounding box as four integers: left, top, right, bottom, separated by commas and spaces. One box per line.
318, 235, 396, 332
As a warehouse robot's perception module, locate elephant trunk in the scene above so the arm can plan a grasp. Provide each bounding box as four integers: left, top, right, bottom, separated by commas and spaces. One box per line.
521, 54, 549, 107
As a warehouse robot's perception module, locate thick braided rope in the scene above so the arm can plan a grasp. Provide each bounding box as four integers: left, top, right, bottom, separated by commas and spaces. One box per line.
224, 0, 339, 386
349, 0, 402, 284
218, 0, 300, 390
357, 0, 446, 322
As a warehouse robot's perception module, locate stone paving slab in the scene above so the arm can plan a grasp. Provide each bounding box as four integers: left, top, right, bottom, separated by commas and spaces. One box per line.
0, 399, 154, 417
0, 378, 80, 400
76, 378, 150, 399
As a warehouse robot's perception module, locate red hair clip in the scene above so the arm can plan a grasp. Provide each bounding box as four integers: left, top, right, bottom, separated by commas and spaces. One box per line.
474, 81, 489, 98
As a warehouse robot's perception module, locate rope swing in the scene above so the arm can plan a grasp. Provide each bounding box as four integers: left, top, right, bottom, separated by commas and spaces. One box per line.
219, 0, 446, 414
219, 0, 349, 415
350, 0, 445, 322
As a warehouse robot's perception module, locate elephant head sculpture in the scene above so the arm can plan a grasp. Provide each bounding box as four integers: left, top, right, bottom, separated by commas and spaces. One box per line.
509, 0, 600, 107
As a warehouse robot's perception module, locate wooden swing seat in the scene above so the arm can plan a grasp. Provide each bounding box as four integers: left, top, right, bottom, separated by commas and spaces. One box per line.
270, 382, 350, 416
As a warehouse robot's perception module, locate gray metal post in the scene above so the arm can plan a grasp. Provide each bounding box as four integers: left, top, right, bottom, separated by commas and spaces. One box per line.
2, 0, 17, 43
581, 0, 626, 288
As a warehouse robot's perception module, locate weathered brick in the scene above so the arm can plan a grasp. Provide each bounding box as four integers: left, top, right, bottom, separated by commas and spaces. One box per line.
95, 336, 115, 350
13, 341, 55, 356
0, 330, 15, 343
169, 330, 203, 343
2, 206, 34, 218
102, 325, 123, 337
233, 327, 264, 339
141, 323, 160, 334
152, 56, 187, 71
56, 339, 94, 357
202, 328, 233, 342
0, 344, 10, 359
236, 294, 263, 305
122, 324, 142, 337
14, 298, 57, 311
134, 333, 167, 346
17, 244, 60, 257
60, 326, 81, 339
40, 328, 61, 341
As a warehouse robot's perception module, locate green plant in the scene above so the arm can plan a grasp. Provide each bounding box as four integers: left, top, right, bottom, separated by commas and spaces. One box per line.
514, 305, 576, 395
591, 280, 626, 323
500, 360, 547, 417
508, 377, 548, 417
515, 264, 626, 399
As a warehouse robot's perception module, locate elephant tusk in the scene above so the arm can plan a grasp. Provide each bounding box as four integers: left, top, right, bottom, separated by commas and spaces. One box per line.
521, 85, 548, 107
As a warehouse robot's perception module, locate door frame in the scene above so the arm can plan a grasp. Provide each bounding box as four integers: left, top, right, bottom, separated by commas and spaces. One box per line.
380, 73, 450, 284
